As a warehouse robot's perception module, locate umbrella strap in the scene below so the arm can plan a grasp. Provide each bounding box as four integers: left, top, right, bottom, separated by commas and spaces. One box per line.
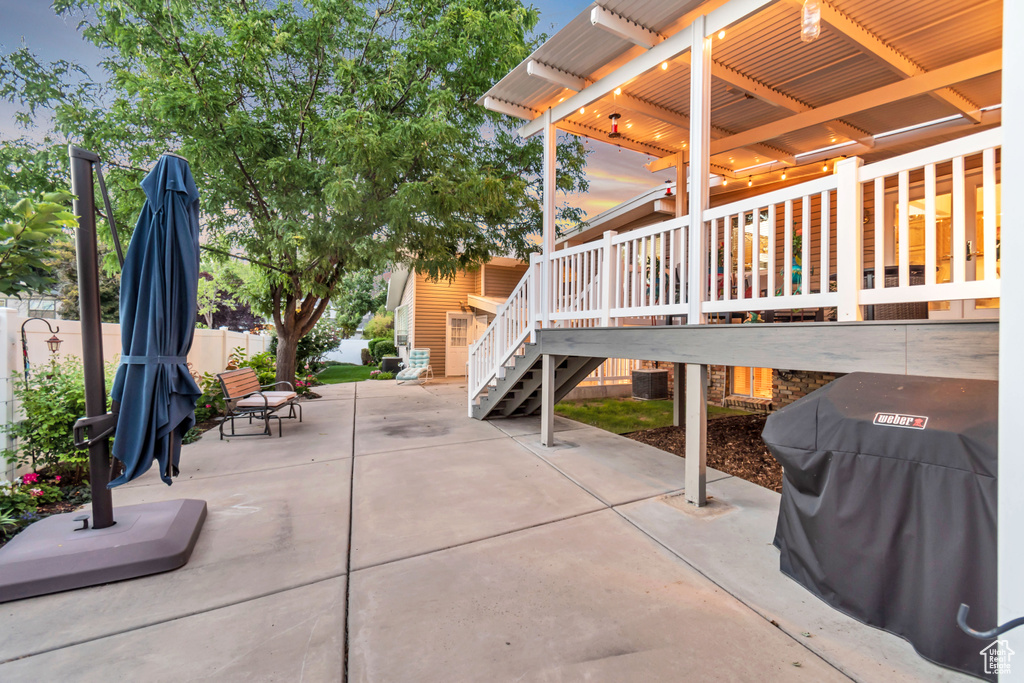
122, 355, 187, 365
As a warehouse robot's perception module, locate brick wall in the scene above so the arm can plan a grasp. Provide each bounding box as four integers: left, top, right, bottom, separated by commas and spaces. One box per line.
772, 370, 844, 410
709, 365, 727, 404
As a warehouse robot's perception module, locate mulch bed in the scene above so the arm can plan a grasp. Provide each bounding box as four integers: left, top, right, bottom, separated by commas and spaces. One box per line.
625, 414, 783, 492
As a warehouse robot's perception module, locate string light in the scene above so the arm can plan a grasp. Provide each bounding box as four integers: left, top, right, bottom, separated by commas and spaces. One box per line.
748, 177, 753, 187
781, 170, 787, 180
614, 87, 621, 95
579, 107, 585, 115
722, 178, 728, 186
661, 61, 668, 70
822, 163, 828, 172
718, 30, 726, 39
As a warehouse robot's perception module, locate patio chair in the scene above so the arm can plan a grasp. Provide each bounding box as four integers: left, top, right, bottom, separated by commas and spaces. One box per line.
395, 348, 433, 385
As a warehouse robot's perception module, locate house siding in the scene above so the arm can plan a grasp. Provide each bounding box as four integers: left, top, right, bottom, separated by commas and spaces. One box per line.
396, 274, 416, 364
482, 263, 529, 298
413, 269, 480, 377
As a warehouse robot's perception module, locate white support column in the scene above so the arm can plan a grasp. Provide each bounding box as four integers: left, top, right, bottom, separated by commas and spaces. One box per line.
542, 110, 557, 330
684, 363, 707, 506
687, 16, 710, 326
683, 16, 711, 507
541, 354, 555, 447
999, 0, 1024, 657
835, 157, 864, 321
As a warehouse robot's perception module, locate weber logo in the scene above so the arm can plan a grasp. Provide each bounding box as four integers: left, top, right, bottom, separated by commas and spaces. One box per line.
873, 412, 928, 430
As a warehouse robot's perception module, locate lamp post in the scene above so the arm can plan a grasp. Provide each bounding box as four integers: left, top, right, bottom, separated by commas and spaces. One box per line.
20, 317, 63, 380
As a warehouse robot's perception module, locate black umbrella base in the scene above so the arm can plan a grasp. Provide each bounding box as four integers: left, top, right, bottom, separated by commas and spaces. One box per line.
0, 499, 207, 603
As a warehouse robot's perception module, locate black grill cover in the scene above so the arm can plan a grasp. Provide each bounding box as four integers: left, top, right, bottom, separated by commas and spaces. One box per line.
762, 372, 997, 680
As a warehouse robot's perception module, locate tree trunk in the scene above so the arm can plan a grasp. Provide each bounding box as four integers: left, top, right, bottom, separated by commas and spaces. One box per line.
275, 327, 300, 387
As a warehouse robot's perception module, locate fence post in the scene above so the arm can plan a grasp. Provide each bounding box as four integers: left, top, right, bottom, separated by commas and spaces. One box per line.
0, 308, 17, 481
835, 157, 864, 321
601, 230, 615, 327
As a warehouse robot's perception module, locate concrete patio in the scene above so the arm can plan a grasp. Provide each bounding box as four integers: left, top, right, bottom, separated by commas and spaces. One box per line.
0, 379, 974, 682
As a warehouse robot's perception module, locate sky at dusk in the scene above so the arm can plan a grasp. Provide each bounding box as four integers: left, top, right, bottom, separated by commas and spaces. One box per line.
0, 0, 670, 219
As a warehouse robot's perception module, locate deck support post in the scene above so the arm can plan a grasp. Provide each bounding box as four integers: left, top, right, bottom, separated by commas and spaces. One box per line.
999, 1, 1024, 648
684, 363, 707, 506
541, 353, 556, 447
683, 15, 711, 506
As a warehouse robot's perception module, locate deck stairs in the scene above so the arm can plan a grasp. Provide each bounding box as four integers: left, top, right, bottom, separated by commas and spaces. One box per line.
471, 342, 606, 420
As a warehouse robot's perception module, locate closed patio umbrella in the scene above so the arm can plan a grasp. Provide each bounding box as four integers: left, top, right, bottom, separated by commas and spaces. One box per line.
109, 154, 202, 487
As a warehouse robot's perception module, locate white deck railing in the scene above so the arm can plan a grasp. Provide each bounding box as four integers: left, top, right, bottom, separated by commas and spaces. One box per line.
468, 129, 1002, 410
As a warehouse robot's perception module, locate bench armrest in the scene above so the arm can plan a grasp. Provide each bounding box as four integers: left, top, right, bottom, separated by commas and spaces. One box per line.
262, 381, 295, 392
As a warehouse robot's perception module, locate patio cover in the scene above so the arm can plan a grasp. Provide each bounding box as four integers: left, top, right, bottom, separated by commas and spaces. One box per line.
762, 372, 997, 680
109, 154, 203, 487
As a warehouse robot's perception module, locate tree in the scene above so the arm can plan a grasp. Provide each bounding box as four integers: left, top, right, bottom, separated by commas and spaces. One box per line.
196, 255, 261, 330
52, 241, 121, 322
5, 0, 590, 383
332, 269, 385, 338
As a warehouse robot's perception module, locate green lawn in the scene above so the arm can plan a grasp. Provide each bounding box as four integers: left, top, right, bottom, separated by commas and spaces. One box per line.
554, 397, 749, 435
317, 364, 375, 384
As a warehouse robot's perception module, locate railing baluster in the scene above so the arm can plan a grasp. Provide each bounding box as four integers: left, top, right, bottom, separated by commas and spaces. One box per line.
802, 195, 810, 296
660, 232, 667, 306
784, 201, 793, 297
924, 162, 937, 286
737, 212, 746, 301
983, 147, 997, 283
708, 218, 717, 302
767, 204, 776, 302
724, 214, 732, 301
874, 177, 885, 290
898, 170, 909, 288
820, 191, 830, 295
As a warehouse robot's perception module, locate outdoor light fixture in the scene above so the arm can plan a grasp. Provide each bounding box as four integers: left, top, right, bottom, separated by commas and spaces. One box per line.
608, 113, 622, 138
579, 107, 585, 115
614, 87, 622, 95
823, 163, 829, 172
748, 177, 753, 187
19, 316, 62, 380
782, 170, 788, 180
723, 178, 729, 186
801, 0, 821, 43
718, 30, 726, 39
661, 61, 668, 70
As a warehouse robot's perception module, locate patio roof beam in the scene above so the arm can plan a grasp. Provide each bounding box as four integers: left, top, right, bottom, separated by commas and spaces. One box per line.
590, 6, 662, 50
517, 0, 779, 139
792, 0, 983, 123
526, 60, 586, 92
710, 50, 1001, 156
482, 96, 535, 120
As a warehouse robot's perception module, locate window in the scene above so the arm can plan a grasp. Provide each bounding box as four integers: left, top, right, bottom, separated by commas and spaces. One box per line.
449, 316, 468, 347
732, 366, 772, 399
28, 299, 57, 319
395, 305, 409, 346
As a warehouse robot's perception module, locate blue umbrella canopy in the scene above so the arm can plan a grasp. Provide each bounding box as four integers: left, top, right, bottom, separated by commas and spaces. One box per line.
109, 155, 202, 487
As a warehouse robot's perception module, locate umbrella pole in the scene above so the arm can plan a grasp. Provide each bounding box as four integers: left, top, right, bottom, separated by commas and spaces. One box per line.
69, 146, 115, 530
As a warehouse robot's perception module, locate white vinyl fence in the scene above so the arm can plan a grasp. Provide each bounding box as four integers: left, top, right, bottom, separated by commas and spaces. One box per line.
0, 307, 271, 480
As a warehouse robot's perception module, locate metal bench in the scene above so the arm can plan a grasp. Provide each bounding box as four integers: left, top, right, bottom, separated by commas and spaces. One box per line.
216, 367, 302, 439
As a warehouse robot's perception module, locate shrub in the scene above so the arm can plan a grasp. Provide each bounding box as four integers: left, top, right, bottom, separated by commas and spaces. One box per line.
368, 370, 395, 380
0, 472, 65, 541
367, 337, 387, 358
1, 356, 114, 477
360, 347, 373, 366
372, 340, 397, 363
363, 311, 393, 340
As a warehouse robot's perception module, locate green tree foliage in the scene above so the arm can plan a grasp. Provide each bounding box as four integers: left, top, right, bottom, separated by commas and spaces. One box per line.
362, 311, 394, 340
51, 241, 122, 322
2, 0, 590, 385
0, 190, 76, 297
332, 269, 385, 338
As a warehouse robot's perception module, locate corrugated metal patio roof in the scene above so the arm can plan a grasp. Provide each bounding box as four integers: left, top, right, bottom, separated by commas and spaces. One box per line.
481, 0, 1002, 176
